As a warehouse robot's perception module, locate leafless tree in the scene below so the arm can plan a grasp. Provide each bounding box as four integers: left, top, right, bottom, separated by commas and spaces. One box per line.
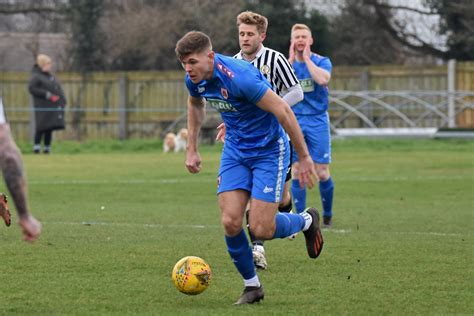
363, 0, 474, 60
100, 0, 244, 70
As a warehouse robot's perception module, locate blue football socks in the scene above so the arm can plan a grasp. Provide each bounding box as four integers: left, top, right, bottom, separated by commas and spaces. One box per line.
319, 177, 334, 217
225, 229, 256, 280
291, 179, 306, 213
272, 212, 305, 238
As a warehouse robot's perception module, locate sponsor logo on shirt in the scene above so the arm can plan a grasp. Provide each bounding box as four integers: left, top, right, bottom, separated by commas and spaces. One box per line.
198, 86, 205, 93
263, 186, 274, 194
207, 98, 237, 112
300, 78, 314, 92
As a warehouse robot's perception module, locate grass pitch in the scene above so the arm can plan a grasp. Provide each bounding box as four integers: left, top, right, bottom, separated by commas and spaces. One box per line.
0, 138, 473, 315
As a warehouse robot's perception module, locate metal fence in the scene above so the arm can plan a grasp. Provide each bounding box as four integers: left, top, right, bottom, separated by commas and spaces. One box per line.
1, 61, 473, 141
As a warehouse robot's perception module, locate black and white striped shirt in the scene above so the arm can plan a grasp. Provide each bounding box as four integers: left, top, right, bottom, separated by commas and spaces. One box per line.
234, 45, 299, 96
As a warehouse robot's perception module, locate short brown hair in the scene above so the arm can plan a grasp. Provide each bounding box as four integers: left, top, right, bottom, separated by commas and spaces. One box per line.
236, 11, 268, 34
291, 23, 312, 35
175, 31, 212, 60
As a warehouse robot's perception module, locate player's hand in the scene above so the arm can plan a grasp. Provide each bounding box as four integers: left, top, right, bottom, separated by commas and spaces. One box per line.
216, 123, 226, 143
303, 42, 312, 61
297, 156, 318, 189
185, 150, 202, 174
288, 41, 296, 64
18, 215, 41, 243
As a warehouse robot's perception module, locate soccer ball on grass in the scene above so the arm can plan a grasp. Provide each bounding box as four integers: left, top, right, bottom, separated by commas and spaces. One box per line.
172, 256, 212, 295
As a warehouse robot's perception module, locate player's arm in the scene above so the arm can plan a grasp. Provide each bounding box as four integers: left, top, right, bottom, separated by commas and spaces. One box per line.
256, 90, 317, 188
282, 84, 303, 106
275, 53, 303, 106
302, 43, 330, 86
0, 124, 30, 219
186, 95, 206, 173
304, 58, 330, 86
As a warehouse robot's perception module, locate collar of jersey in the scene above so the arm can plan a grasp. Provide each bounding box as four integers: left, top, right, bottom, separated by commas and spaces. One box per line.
236, 45, 265, 63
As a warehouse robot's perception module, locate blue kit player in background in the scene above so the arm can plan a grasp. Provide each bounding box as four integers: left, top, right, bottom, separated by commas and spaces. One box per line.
289, 23, 335, 228
175, 31, 324, 305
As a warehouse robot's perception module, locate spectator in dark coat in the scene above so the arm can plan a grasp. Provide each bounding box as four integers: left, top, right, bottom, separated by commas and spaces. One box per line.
28, 54, 66, 154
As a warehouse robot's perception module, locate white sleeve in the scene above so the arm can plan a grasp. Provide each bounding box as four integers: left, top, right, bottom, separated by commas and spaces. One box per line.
281, 84, 304, 107
0, 97, 6, 124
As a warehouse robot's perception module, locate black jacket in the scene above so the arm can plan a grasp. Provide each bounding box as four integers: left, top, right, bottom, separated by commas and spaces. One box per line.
28, 64, 66, 133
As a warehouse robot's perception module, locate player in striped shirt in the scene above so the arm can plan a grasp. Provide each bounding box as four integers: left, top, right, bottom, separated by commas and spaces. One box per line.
217, 11, 305, 270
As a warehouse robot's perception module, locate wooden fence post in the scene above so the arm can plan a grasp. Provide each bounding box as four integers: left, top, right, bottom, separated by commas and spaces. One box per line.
447, 59, 456, 128
29, 95, 35, 141
119, 74, 128, 140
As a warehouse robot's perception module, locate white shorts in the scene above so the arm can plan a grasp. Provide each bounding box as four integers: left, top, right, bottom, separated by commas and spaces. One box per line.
0, 97, 6, 124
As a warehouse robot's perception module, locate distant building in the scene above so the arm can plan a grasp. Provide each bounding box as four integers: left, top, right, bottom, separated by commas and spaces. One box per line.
0, 32, 69, 71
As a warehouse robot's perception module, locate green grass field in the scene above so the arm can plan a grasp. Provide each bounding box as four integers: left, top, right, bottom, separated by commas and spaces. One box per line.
0, 138, 473, 315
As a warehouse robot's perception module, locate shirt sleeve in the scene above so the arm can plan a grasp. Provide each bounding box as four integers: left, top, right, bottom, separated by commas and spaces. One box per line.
275, 53, 299, 90
316, 56, 332, 74
235, 65, 269, 104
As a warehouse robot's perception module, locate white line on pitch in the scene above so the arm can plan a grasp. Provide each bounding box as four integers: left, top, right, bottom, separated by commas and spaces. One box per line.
27, 174, 472, 185
44, 221, 221, 229
44, 221, 466, 237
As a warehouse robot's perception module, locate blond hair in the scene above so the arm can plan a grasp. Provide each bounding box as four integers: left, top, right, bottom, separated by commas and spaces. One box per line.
291, 23, 312, 36
175, 31, 212, 60
36, 54, 52, 68
236, 11, 268, 34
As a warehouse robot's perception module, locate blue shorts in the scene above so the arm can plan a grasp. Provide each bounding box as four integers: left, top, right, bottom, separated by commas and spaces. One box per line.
217, 137, 290, 203
292, 113, 331, 164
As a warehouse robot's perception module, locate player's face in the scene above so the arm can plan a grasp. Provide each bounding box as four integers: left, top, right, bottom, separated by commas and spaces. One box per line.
291, 29, 313, 52
180, 50, 214, 84
238, 24, 265, 58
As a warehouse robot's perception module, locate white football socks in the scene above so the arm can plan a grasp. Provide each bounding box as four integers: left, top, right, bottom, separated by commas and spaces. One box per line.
301, 211, 313, 231
244, 275, 261, 288
253, 244, 265, 254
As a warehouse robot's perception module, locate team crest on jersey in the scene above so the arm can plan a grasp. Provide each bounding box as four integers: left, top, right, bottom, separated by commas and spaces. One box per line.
221, 88, 228, 99
198, 86, 205, 93
217, 63, 235, 79
260, 64, 271, 75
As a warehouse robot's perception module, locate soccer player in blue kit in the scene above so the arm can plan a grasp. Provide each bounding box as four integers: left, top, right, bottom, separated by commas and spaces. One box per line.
175, 31, 324, 305
289, 24, 335, 227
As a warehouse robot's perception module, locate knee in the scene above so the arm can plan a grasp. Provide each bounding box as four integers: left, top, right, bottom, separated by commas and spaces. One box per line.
221, 213, 243, 236
250, 221, 275, 240
291, 163, 300, 179
317, 166, 330, 182
279, 189, 291, 208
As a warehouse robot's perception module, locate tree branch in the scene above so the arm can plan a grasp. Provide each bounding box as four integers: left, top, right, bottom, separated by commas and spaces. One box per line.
0, 3, 66, 14
371, 3, 436, 15
368, 1, 448, 59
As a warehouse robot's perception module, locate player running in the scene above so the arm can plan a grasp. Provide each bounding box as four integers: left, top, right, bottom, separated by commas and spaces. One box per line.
176, 31, 323, 305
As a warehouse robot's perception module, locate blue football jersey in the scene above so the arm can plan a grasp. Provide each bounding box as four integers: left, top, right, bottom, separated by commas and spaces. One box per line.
185, 53, 285, 151
292, 54, 332, 115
